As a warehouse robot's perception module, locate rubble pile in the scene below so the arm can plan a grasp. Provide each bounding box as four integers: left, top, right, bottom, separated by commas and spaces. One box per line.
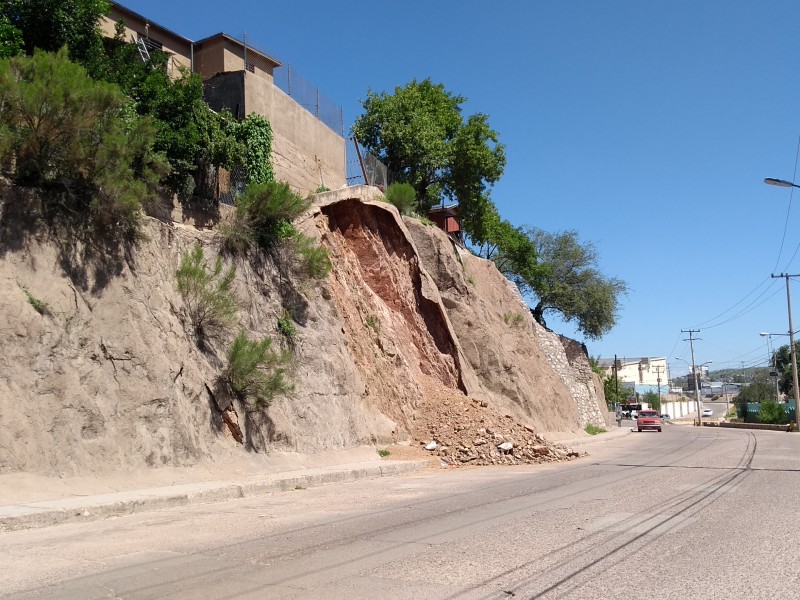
410, 379, 585, 467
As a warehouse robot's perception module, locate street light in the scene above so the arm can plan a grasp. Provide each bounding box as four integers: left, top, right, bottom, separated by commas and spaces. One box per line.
675, 357, 711, 424
760, 332, 784, 403
764, 177, 800, 189
764, 176, 800, 428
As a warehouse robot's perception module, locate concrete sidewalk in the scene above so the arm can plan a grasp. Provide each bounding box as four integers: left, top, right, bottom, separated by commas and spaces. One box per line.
0, 458, 433, 533
0, 430, 634, 534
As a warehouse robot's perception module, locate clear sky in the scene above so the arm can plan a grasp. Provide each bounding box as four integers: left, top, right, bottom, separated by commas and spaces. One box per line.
119, 0, 800, 380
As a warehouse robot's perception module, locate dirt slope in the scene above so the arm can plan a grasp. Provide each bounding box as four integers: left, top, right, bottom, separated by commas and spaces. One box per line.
0, 183, 603, 476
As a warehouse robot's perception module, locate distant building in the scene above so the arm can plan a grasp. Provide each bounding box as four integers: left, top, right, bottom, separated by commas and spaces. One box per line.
426, 204, 462, 241
598, 356, 669, 395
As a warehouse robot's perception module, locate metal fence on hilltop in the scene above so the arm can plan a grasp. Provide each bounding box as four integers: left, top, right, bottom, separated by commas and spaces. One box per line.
346, 138, 393, 189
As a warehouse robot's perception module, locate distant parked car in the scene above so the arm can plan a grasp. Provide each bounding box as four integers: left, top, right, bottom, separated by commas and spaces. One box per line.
702, 408, 714, 417
636, 410, 662, 432
661, 414, 671, 420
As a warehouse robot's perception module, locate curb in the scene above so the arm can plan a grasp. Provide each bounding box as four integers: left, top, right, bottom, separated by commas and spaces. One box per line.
553, 426, 633, 448
0, 459, 432, 533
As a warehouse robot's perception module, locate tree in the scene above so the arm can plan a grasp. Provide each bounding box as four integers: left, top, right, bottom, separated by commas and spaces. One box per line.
0, 48, 166, 236
526, 229, 627, 340
102, 31, 243, 199
642, 390, 660, 412
474, 205, 546, 290
774, 342, 800, 398
757, 401, 787, 425
0, 0, 109, 72
603, 375, 633, 410
351, 79, 505, 224
0, 15, 22, 58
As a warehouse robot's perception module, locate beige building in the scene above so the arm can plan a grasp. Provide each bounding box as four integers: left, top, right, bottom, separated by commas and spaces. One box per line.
599, 357, 669, 389
100, 2, 346, 194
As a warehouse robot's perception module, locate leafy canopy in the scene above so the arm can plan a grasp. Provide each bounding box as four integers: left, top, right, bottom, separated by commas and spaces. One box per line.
527, 229, 627, 340
351, 78, 505, 221
0, 48, 166, 236
0, 0, 109, 72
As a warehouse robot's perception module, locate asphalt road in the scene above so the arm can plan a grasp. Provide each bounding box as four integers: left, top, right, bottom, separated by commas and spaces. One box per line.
2, 426, 799, 600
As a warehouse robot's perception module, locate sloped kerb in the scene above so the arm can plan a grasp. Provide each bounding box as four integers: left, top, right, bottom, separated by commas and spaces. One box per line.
0, 460, 432, 533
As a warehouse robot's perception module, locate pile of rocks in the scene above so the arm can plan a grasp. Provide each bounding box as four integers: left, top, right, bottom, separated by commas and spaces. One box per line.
410, 382, 585, 467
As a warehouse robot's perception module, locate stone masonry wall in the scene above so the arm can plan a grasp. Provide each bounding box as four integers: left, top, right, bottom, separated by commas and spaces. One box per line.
534, 328, 608, 429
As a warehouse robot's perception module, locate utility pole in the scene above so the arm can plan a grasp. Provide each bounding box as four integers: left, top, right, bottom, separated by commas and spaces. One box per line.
655, 365, 664, 411
682, 329, 703, 426
772, 273, 800, 429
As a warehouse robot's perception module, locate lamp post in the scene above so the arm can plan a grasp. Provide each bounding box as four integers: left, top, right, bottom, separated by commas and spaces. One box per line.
676, 357, 711, 424
760, 332, 783, 403
764, 177, 800, 429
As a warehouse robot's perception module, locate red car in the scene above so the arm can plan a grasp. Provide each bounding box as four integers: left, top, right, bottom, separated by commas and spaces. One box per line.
636, 410, 662, 432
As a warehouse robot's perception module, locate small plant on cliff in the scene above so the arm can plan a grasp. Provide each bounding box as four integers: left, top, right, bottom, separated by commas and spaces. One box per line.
175, 245, 238, 337
21, 287, 48, 315
377, 449, 390, 457
584, 424, 607, 435
383, 182, 417, 216
276, 309, 297, 347
315, 185, 330, 193
222, 181, 331, 279
364, 314, 379, 331
502, 312, 524, 326
223, 331, 294, 409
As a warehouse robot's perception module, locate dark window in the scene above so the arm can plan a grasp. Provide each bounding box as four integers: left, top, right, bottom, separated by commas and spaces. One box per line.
138, 34, 163, 52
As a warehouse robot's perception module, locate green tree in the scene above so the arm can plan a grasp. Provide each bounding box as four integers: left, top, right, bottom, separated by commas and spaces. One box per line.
774, 342, 800, 398
642, 390, 661, 412
603, 375, 633, 410
757, 400, 787, 425
0, 0, 109, 72
351, 79, 505, 223
0, 48, 166, 235
102, 31, 243, 199
735, 373, 775, 404
526, 229, 627, 340
175, 245, 238, 338
0, 15, 22, 58
224, 331, 294, 409
475, 205, 547, 297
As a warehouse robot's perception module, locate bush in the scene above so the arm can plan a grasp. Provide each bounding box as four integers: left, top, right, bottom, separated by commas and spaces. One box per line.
584, 424, 607, 435
0, 48, 167, 237
292, 232, 332, 279
383, 182, 417, 215
223, 331, 293, 409
758, 401, 787, 425
277, 309, 297, 347
175, 245, 238, 337
227, 181, 311, 251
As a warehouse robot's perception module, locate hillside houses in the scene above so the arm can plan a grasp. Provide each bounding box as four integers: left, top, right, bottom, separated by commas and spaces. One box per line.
100, 2, 345, 195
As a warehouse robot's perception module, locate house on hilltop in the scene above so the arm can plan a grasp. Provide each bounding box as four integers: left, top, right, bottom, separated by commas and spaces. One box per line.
100, 2, 346, 195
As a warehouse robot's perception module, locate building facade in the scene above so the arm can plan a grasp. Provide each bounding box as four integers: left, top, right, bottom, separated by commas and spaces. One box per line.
100, 2, 346, 195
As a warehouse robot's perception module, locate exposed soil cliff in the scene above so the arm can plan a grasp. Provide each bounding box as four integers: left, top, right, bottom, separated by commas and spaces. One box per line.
0, 183, 605, 476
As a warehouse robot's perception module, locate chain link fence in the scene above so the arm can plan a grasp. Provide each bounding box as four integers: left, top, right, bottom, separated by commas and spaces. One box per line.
346, 139, 392, 189
195, 164, 249, 206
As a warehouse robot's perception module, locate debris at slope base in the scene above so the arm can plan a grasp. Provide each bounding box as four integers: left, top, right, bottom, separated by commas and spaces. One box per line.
412, 377, 584, 466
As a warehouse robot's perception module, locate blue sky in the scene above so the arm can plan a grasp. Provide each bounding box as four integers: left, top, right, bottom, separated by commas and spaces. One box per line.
119, 0, 800, 380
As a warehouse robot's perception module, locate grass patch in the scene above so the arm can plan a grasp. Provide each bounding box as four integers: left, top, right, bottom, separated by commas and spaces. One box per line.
21, 287, 48, 315
584, 424, 607, 435
503, 312, 524, 326
377, 449, 390, 457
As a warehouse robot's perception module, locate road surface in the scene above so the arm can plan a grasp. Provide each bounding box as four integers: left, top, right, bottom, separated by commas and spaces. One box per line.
2, 425, 799, 599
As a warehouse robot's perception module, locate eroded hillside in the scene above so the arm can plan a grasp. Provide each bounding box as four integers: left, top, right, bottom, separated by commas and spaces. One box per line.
0, 182, 608, 476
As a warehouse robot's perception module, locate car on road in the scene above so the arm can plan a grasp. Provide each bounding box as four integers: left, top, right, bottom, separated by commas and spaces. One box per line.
636, 410, 662, 432
702, 408, 714, 417
661, 414, 671, 420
